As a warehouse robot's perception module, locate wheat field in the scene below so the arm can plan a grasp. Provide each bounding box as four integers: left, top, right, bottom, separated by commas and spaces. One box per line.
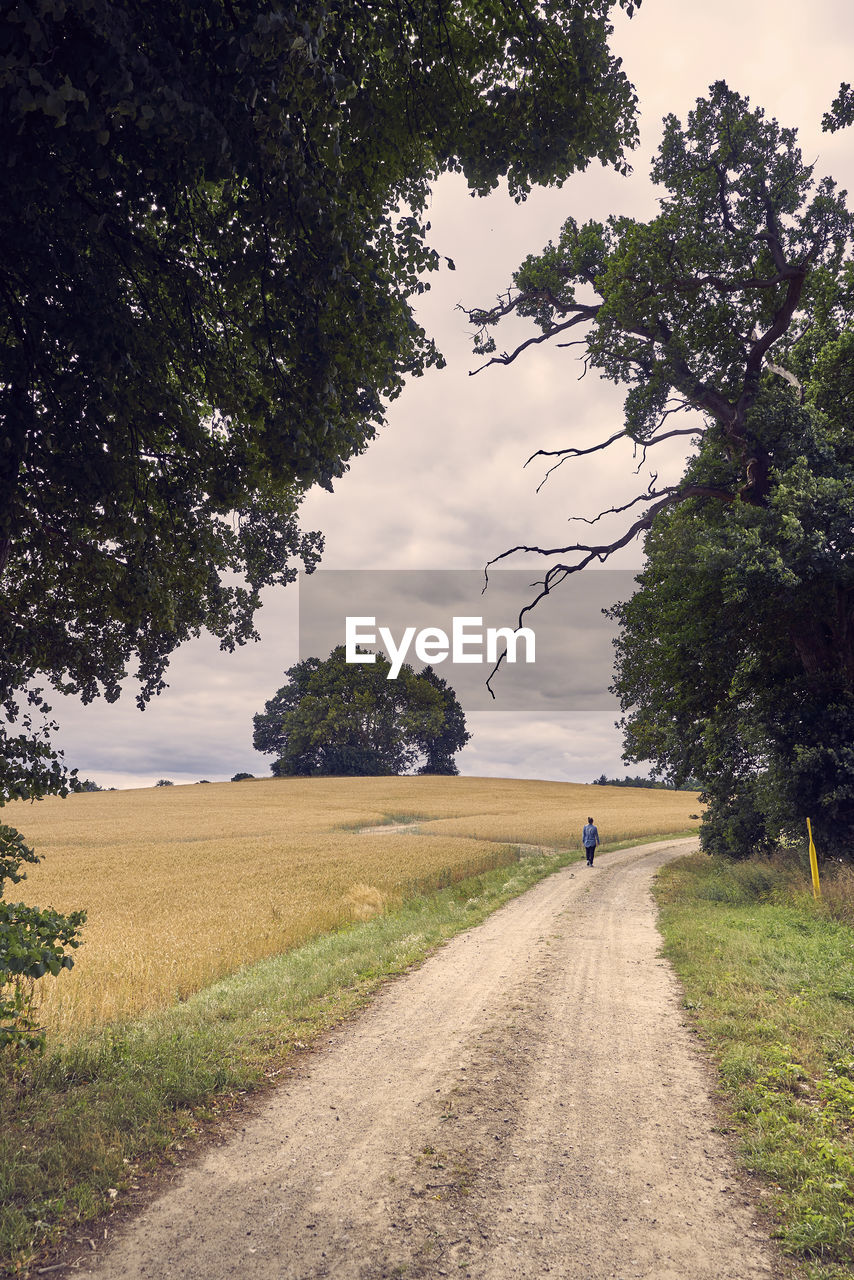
6, 776, 699, 1036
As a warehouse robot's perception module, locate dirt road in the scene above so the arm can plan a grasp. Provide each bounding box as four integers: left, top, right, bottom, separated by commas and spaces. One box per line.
80, 838, 782, 1279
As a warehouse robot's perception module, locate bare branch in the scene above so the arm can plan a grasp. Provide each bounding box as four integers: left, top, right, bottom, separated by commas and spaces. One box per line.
467, 308, 597, 376
526, 422, 700, 494
568, 484, 678, 525
525, 427, 627, 472
483, 481, 737, 695
633, 424, 702, 474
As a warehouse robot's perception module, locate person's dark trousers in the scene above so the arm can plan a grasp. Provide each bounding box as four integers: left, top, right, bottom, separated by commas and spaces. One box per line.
584, 845, 595, 865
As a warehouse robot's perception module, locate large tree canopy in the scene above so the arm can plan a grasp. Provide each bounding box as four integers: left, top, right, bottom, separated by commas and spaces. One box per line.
0, 0, 640, 805
465, 82, 854, 855
611, 379, 854, 858
253, 648, 470, 776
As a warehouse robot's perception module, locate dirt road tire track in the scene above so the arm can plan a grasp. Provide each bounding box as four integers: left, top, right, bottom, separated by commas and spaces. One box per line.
79, 838, 784, 1279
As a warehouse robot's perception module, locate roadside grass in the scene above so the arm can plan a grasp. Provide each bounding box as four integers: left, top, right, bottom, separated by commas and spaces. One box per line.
0, 841, 590, 1277
654, 853, 854, 1279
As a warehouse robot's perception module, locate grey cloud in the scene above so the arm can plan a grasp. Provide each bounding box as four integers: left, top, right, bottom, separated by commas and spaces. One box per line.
458, 713, 627, 783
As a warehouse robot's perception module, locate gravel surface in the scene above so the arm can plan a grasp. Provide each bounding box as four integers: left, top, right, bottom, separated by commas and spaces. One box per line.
77, 837, 784, 1279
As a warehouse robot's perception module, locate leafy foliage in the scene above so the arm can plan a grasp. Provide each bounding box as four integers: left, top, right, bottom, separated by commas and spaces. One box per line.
1, 0, 640, 805
612, 388, 854, 858
414, 666, 470, 775
823, 82, 854, 133
608, 192, 854, 856
465, 82, 854, 857
253, 648, 470, 776
0, 826, 85, 1052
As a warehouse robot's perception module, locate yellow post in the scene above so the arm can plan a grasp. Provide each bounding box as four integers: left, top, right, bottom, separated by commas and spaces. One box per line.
806, 817, 821, 899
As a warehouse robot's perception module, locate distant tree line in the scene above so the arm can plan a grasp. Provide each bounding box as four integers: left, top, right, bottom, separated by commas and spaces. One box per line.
592, 774, 701, 791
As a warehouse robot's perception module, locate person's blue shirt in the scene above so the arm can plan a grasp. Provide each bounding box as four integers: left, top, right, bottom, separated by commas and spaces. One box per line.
582, 822, 599, 846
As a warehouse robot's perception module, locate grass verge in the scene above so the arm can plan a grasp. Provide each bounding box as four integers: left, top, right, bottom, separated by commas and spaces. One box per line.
0, 841, 589, 1277
654, 853, 854, 1280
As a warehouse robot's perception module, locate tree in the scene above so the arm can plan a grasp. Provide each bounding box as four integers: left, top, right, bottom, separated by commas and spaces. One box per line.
464, 83, 854, 855
0, 826, 85, 1052
611, 361, 854, 858
1, 0, 641, 809
253, 648, 470, 776
415, 666, 471, 775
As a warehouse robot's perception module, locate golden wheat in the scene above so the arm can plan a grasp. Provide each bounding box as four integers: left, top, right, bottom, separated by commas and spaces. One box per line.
6, 776, 698, 1036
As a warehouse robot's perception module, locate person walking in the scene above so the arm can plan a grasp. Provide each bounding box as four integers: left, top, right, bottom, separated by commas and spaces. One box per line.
582, 817, 600, 866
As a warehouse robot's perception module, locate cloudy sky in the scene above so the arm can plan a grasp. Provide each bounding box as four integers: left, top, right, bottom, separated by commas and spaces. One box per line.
50, 0, 854, 789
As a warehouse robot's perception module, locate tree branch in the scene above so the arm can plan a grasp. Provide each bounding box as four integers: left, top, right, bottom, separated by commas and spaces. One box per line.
466, 307, 597, 376
766, 359, 803, 400
568, 484, 678, 525
483, 481, 737, 695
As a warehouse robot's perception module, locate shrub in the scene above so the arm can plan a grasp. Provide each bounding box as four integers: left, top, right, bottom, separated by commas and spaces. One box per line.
0, 825, 85, 1053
